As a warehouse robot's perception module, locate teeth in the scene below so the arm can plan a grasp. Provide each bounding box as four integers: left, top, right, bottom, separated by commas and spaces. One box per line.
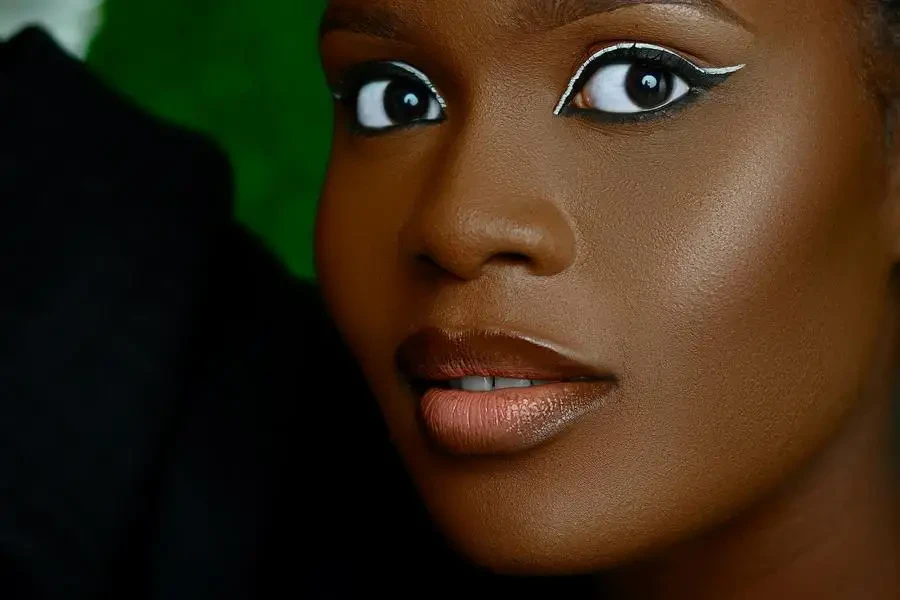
494, 377, 533, 389
459, 376, 492, 392
447, 377, 559, 391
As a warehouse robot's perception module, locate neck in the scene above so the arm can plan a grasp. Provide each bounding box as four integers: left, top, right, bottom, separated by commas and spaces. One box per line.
604, 387, 900, 600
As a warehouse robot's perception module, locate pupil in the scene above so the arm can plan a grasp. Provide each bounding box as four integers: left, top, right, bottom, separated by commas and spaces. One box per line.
625, 63, 673, 109
384, 79, 429, 124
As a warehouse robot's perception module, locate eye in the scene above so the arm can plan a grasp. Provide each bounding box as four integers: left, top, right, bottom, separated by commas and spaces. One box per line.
333, 61, 446, 134
357, 78, 443, 129
555, 42, 744, 122
575, 62, 690, 113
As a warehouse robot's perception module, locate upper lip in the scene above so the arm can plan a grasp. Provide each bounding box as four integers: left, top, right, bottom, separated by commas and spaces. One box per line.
395, 327, 615, 383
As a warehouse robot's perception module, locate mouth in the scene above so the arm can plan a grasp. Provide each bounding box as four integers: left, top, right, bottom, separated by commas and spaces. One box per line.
396, 328, 618, 456
432, 375, 599, 391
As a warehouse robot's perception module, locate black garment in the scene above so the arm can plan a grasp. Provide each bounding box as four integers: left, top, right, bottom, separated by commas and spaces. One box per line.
0, 25, 455, 598
0, 27, 596, 599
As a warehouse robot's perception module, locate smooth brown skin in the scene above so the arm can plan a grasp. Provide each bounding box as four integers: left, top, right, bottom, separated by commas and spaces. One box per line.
316, 0, 900, 597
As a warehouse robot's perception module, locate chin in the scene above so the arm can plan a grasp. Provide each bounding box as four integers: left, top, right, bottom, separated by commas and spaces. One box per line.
398, 435, 677, 577
424, 489, 658, 577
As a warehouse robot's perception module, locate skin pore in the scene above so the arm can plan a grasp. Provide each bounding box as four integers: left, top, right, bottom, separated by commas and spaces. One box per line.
315, 0, 900, 597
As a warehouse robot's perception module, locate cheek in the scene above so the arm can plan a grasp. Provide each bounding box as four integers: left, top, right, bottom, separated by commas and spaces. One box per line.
555, 49, 894, 555
315, 144, 427, 437
316, 157, 396, 356
624, 64, 888, 442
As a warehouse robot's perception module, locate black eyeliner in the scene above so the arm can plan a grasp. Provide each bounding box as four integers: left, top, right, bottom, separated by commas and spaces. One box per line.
554, 42, 744, 120
330, 60, 446, 136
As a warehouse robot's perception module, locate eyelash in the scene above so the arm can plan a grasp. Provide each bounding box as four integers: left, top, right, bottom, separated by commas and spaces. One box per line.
554, 42, 744, 124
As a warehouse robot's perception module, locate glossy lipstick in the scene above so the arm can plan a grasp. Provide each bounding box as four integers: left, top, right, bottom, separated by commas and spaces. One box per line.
396, 329, 617, 456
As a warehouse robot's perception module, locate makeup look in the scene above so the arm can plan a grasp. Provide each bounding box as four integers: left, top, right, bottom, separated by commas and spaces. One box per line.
316, 0, 900, 594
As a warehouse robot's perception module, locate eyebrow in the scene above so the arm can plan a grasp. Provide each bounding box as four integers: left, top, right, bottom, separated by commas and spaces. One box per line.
319, 0, 752, 41
320, 5, 404, 40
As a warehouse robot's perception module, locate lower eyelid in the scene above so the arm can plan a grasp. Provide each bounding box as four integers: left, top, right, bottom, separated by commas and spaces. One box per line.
352, 120, 444, 138
563, 88, 707, 126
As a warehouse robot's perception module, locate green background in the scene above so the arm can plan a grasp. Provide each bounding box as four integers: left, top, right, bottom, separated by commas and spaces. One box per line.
87, 0, 330, 280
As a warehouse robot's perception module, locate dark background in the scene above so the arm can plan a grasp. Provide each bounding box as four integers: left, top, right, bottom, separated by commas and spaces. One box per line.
86, 0, 330, 279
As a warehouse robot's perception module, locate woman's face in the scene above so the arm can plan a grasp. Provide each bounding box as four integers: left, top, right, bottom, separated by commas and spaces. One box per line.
316, 0, 898, 573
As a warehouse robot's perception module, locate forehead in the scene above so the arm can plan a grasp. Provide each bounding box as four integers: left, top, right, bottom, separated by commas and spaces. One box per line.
320, 0, 857, 59
323, 0, 749, 26
322, 0, 743, 36
323, 0, 849, 32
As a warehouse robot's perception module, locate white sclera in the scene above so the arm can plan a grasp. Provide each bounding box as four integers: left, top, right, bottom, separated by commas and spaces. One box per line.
356, 80, 443, 130
582, 63, 691, 114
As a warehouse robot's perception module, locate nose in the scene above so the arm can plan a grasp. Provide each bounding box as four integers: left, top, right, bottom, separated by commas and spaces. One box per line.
399, 139, 576, 281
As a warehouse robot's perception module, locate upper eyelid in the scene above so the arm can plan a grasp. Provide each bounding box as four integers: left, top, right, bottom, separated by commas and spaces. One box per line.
553, 42, 745, 115
332, 60, 448, 110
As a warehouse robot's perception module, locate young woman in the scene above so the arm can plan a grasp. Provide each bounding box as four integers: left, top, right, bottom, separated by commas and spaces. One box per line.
315, 0, 900, 597
2, 0, 900, 597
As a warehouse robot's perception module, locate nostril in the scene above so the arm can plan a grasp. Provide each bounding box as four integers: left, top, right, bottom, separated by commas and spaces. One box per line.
415, 253, 442, 272
413, 251, 541, 280
495, 252, 532, 265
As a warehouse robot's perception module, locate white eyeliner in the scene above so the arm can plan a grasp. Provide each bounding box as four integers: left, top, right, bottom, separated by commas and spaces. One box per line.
553, 42, 745, 115
333, 61, 448, 110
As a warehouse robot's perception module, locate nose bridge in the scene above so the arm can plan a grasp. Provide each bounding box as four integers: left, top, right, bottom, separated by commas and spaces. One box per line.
400, 114, 576, 281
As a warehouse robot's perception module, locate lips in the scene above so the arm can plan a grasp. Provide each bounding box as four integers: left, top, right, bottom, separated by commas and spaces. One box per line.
396, 328, 617, 456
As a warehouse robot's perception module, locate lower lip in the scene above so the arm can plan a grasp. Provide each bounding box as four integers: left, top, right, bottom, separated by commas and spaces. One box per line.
418, 381, 616, 456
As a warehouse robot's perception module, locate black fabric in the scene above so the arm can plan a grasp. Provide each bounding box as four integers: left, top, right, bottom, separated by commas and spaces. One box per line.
0, 25, 233, 599
0, 25, 478, 599
0, 26, 597, 598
